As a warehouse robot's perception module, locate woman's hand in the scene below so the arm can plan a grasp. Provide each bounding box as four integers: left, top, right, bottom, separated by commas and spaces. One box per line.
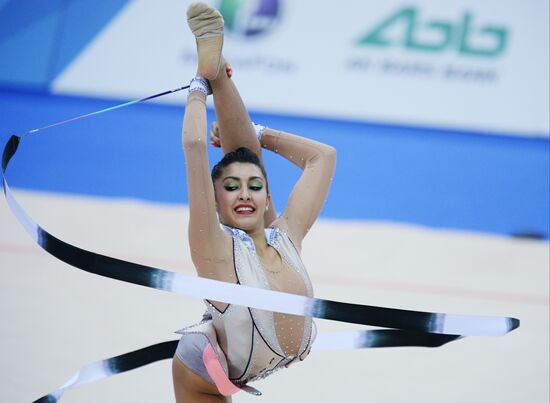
209, 121, 221, 147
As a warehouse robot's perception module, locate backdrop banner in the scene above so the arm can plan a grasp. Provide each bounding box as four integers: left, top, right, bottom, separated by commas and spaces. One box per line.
51, 0, 549, 137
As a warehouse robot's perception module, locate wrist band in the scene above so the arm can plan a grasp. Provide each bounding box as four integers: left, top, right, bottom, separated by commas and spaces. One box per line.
189, 76, 212, 96
251, 122, 267, 141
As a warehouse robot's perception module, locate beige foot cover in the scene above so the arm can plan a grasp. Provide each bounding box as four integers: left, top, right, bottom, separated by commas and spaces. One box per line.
187, 2, 224, 80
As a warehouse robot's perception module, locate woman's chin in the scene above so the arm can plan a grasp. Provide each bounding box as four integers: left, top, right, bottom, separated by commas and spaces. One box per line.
223, 214, 262, 232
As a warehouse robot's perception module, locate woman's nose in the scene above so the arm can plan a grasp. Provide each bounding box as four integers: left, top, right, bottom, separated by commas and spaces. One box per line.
239, 188, 251, 200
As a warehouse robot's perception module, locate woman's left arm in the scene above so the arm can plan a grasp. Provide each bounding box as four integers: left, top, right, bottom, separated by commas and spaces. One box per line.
260, 128, 336, 249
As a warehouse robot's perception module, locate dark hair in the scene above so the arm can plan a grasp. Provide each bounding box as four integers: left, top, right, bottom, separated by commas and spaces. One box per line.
211, 147, 269, 190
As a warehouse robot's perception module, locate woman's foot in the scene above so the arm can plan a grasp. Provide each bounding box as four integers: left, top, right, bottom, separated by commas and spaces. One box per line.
187, 2, 224, 80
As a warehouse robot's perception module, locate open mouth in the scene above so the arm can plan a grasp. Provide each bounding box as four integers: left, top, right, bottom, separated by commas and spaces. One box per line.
234, 205, 256, 215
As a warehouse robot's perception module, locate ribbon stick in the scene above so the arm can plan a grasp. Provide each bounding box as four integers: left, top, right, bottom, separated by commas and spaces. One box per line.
20, 85, 189, 138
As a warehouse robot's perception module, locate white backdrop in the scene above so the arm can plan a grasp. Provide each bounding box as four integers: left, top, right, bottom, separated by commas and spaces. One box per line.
52, 0, 550, 137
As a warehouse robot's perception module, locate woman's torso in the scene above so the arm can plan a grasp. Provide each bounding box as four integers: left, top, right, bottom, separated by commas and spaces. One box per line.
206, 225, 315, 384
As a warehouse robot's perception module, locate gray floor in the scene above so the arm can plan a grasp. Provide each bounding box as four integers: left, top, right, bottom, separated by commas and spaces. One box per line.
1, 190, 548, 402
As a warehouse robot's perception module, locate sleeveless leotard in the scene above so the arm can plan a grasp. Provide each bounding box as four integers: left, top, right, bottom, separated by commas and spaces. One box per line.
175, 225, 316, 389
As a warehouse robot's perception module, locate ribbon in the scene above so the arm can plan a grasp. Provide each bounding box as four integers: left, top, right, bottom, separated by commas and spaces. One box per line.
0, 87, 519, 402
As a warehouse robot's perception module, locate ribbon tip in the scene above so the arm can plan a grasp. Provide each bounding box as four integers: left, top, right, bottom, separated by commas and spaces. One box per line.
509, 317, 520, 331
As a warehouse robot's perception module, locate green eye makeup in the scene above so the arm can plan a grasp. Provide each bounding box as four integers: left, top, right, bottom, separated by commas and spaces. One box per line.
249, 179, 264, 191
223, 179, 239, 191
222, 177, 264, 192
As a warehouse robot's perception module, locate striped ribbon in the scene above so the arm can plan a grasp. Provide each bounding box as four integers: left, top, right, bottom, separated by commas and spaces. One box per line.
0, 87, 519, 402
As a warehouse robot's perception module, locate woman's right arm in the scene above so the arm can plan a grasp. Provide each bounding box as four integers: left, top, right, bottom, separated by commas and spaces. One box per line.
182, 92, 233, 281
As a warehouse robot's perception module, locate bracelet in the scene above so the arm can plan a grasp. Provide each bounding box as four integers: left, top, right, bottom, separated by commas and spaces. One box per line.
188, 76, 212, 96
251, 122, 267, 142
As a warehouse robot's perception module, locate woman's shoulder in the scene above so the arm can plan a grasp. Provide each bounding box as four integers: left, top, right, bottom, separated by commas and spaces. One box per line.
220, 224, 256, 251
267, 218, 302, 252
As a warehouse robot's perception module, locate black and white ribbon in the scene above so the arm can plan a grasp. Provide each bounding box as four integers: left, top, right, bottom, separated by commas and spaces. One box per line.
33, 341, 179, 403
0, 87, 519, 402
2, 136, 518, 336
33, 330, 461, 403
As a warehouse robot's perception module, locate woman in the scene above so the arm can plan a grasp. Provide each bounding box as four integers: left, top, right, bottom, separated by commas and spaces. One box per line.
173, 3, 336, 401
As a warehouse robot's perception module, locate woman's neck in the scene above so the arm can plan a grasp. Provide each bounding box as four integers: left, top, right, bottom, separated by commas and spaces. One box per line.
247, 227, 269, 254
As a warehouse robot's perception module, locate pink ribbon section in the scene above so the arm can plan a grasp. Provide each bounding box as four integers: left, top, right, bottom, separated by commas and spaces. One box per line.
202, 344, 241, 396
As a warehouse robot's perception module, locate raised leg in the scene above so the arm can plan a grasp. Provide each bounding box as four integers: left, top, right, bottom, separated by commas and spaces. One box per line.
187, 2, 259, 155
210, 60, 261, 156
187, 2, 276, 224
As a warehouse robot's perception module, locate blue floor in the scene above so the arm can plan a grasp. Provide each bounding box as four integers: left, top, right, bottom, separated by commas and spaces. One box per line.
1, 87, 548, 239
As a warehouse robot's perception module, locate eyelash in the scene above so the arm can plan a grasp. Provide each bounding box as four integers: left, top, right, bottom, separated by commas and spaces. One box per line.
224, 185, 263, 191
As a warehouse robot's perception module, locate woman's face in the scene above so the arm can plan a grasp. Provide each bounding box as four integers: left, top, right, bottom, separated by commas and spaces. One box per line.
214, 162, 269, 232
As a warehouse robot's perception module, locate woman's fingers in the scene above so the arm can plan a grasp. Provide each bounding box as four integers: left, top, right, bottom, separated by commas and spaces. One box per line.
209, 137, 221, 147
210, 121, 221, 147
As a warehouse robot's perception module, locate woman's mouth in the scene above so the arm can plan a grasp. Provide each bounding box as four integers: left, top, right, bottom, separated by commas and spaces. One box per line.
234, 205, 256, 215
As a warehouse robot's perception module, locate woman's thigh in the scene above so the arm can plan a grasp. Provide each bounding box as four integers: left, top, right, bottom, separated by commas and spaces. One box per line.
172, 355, 231, 402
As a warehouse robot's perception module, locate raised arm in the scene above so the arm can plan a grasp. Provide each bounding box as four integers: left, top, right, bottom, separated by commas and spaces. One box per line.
182, 88, 233, 280
260, 128, 336, 249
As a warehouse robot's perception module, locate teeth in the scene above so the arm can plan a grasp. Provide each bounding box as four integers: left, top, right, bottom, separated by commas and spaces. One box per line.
236, 207, 254, 212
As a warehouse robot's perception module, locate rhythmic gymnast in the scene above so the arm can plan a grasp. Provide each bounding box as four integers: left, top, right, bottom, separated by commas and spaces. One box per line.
173, 3, 336, 401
